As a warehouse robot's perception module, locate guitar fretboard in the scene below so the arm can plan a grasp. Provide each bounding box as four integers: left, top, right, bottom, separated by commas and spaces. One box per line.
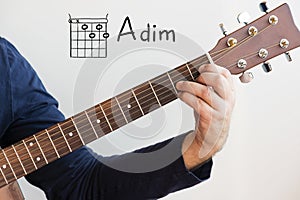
0, 54, 210, 187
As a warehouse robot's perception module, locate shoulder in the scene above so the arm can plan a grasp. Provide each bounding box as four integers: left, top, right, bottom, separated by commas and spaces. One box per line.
0, 37, 26, 65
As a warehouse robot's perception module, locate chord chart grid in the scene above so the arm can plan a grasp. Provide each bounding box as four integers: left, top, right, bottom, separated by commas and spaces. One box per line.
68, 14, 109, 58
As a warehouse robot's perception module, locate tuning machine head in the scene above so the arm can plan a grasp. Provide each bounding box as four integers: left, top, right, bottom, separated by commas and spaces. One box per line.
237, 12, 251, 25
285, 52, 292, 62
262, 62, 272, 73
239, 72, 254, 83
219, 23, 228, 36
259, 1, 269, 13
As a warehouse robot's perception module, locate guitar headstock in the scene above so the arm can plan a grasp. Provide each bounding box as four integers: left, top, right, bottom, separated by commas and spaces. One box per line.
209, 3, 300, 75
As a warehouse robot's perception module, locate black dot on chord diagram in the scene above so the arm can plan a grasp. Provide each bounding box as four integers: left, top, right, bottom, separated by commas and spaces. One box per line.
89, 33, 96, 39
103, 32, 109, 38
96, 24, 103, 30
82, 24, 89, 30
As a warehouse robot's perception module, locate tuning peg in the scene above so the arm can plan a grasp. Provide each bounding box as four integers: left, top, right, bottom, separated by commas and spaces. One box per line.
259, 2, 269, 13
239, 72, 254, 83
285, 52, 292, 62
219, 23, 228, 36
262, 62, 272, 73
237, 12, 251, 25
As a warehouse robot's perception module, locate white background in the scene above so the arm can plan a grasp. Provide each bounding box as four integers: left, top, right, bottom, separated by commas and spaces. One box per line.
1, 0, 300, 199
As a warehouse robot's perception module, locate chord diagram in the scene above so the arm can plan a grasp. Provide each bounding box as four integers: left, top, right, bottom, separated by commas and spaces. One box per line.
68, 14, 109, 58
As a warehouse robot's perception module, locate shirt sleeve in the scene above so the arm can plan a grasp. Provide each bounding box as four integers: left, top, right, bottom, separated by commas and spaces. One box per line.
0, 37, 212, 200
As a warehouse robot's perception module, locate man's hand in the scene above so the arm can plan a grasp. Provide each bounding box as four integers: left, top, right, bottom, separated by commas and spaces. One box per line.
176, 64, 236, 169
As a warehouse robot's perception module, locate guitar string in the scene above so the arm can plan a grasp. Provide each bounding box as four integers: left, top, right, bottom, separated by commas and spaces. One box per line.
226, 43, 281, 71
0, 60, 223, 174
22, 27, 280, 160
11, 64, 199, 156
1, 23, 277, 178
0, 44, 262, 172
0, 59, 206, 175
0, 89, 191, 178
0, 42, 269, 176
212, 24, 272, 64
2, 55, 205, 154
4, 52, 208, 161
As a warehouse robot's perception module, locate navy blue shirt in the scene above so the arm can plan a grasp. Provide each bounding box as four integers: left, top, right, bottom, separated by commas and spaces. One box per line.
0, 37, 212, 199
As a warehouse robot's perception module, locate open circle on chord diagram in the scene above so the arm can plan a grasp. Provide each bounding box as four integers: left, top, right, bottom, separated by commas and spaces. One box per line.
96, 24, 103, 30
82, 24, 88, 30
89, 33, 96, 39
103, 33, 109, 38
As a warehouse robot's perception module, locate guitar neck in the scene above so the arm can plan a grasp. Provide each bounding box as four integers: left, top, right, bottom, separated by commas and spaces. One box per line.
0, 54, 210, 188
1, 2, 299, 189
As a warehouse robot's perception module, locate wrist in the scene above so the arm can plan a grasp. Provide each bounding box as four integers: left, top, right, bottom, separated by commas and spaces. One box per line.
181, 131, 211, 170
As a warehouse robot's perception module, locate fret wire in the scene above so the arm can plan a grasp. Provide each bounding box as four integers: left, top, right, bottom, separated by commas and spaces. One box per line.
99, 104, 113, 131
12, 144, 35, 174
33, 135, 48, 164
132, 74, 180, 105
84, 111, 99, 139
114, 97, 128, 124
133, 81, 169, 103
166, 72, 178, 95
73, 112, 101, 144
100, 81, 177, 125
42, 66, 195, 146
0, 57, 211, 183
12, 145, 27, 175
86, 107, 115, 133
152, 88, 178, 105
1, 55, 209, 166
2, 150, 17, 180
22, 140, 37, 170
30, 145, 55, 159
99, 100, 127, 130
0, 54, 212, 186
11, 125, 84, 169
148, 81, 162, 107
5, 143, 43, 175
92, 91, 178, 131
169, 68, 194, 84
80, 100, 149, 136
71, 117, 85, 145
29, 124, 84, 160
25, 55, 207, 151
70, 127, 99, 143
94, 91, 176, 133
45, 129, 60, 158
185, 63, 195, 80
0, 167, 8, 184
33, 129, 65, 157
131, 89, 145, 115
1, 152, 22, 178
99, 66, 194, 116
57, 124, 72, 152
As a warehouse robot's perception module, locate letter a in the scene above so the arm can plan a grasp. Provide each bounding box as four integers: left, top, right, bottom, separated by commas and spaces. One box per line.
117, 16, 136, 42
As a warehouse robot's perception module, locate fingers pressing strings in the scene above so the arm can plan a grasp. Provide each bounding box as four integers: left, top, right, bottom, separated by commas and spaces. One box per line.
176, 81, 223, 110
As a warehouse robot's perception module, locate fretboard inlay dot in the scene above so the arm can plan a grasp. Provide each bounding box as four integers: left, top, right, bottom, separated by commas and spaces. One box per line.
29, 142, 34, 147
36, 157, 41, 162
69, 132, 73, 137
96, 119, 101, 124
2, 165, 6, 169
127, 104, 131, 109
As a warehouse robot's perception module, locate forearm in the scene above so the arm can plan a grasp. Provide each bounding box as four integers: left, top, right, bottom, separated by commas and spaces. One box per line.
98, 134, 212, 199
26, 135, 212, 200
182, 131, 215, 170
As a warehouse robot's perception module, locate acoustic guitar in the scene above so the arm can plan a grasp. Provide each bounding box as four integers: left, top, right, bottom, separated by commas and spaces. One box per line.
0, 3, 299, 191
